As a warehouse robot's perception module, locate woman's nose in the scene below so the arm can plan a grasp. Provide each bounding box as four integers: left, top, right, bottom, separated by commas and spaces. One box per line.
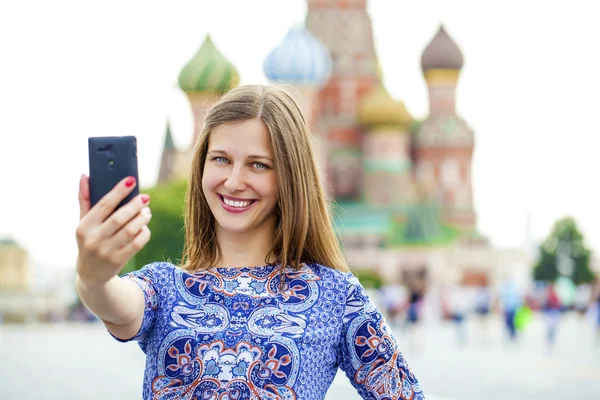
223, 166, 247, 192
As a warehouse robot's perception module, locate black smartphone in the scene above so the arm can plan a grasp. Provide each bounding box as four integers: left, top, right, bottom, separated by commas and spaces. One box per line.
88, 136, 139, 211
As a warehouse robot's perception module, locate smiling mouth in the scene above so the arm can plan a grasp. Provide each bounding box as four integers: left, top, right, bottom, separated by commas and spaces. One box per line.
218, 194, 256, 209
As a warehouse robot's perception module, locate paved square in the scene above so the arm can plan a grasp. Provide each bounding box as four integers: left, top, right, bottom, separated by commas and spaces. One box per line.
1, 313, 598, 399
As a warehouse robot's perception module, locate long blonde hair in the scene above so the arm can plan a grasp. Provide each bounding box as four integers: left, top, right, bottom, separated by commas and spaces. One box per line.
182, 84, 349, 273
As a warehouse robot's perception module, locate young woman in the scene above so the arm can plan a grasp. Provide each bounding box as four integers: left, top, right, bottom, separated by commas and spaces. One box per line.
75, 84, 424, 400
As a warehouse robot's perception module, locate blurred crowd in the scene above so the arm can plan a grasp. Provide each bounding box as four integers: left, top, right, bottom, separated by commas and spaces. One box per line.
378, 278, 600, 350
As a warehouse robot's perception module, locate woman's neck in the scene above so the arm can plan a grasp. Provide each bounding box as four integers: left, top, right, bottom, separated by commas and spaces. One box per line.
215, 225, 276, 268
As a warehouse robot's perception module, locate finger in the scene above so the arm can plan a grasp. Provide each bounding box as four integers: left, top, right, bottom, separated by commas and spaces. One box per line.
115, 224, 151, 262
79, 174, 91, 220
106, 207, 152, 252
97, 193, 151, 239
87, 176, 138, 224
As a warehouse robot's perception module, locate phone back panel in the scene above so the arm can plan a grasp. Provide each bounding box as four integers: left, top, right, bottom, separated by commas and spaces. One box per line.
88, 136, 139, 211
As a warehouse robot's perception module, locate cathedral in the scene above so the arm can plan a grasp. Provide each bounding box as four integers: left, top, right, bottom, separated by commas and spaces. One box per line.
159, 0, 530, 289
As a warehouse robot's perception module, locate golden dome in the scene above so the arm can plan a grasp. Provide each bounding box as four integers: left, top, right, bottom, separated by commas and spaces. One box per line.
358, 85, 413, 128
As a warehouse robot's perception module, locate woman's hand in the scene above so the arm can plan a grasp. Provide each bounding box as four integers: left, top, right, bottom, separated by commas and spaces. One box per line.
75, 174, 152, 288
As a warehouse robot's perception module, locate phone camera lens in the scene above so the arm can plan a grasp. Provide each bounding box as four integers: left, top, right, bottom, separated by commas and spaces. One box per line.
105, 144, 115, 157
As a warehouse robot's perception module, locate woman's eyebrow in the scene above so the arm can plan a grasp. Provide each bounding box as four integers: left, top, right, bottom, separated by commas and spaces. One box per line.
208, 149, 273, 162
248, 155, 274, 162
207, 149, 228, 155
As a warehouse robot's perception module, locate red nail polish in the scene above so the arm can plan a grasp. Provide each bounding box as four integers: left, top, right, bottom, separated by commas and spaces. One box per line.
125, 177, 136, 188
141, 195, 150, 204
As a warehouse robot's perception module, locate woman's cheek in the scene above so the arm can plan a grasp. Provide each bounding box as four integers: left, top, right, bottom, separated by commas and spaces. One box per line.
202, 166, 223, 191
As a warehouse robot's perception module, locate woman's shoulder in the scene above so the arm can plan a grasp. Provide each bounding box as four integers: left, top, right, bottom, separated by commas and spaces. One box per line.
137, 261, 178, 271
122, 261, 179, 281
302, 262, 354, 284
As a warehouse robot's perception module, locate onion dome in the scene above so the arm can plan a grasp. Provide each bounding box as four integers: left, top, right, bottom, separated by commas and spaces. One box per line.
263, 26, 332, 86
358, 85, 413, 128
421, 25, 464, 71
178, 35, 240, 93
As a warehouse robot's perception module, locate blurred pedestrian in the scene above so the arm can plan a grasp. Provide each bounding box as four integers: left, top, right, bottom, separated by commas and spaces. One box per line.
379, 282, 406, 327
500, 279, 522, 341
405, 290, 425, 353
474, 284, 492, 342
574, 284, 591, 322
448, 285, 470, 344
542, 283, 562, 350
595, 292, 600, 344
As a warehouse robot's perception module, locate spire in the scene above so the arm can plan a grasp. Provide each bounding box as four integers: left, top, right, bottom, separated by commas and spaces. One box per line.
421, 24, 464, 72
163, 121, 175, 150
157, 121, 177, 185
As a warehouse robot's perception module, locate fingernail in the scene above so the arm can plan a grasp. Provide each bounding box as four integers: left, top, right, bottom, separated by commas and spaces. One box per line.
141, 195, 150, 204
142, 207, 152, 217
125, 177, 136, 188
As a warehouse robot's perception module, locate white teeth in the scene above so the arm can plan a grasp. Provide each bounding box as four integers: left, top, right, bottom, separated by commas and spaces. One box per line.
223, 197, 252, 208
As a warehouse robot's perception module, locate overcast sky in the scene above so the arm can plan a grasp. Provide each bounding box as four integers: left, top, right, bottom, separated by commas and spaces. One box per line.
1, 0, 598, 269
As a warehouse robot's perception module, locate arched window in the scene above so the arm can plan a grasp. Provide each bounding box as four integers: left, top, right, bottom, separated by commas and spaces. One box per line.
441, 158, 460, 187
417, 161, 434, 183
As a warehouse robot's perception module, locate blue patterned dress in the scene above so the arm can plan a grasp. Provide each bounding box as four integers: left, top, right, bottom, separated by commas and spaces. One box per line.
114, 262, 424, 400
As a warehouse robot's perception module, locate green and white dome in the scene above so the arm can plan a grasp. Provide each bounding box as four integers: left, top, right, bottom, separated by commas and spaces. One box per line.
178, 35, 240, 93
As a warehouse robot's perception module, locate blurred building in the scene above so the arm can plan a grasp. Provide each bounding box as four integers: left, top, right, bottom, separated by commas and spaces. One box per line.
0, 238, 76, 322
158, 0, 532, 290
0, 238, 33, 321
0, 238, 30, 291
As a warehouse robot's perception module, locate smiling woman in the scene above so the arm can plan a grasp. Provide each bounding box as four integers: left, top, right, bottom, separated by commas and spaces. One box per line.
184, 84, 349, 275
201, 119, 279, 246
75, 84, 424, 400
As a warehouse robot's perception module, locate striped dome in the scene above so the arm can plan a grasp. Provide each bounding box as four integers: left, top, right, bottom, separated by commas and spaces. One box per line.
421, 25, 464, 71
263, 26, 332, 86
359, 86, 413, 128
178, 35, 240, 93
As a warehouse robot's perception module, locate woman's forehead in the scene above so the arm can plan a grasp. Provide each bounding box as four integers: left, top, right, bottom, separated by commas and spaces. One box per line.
208, 119, 273, 156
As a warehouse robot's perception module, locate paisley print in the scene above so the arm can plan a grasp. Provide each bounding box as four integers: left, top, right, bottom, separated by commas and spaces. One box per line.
248, 306, 307, 337
171, 304, 229, 332
117, 263, 424, 399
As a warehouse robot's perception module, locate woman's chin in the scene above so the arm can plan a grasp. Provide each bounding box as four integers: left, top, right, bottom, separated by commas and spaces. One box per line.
219, 225, 252, 235
215, 219, 254, 235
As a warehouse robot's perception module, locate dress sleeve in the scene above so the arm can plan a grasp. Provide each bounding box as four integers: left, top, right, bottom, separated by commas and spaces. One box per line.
109, 262, 162, 345
336, 273, 425, 400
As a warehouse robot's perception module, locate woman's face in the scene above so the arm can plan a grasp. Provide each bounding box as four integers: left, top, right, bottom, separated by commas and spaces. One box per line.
202, 118, 278, 237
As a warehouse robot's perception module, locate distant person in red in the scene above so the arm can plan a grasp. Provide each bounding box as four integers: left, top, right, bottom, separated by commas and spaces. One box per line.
544, 283, 562, 350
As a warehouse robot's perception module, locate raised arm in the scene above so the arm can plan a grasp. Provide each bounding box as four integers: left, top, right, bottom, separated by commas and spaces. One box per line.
74, 174, 152, 340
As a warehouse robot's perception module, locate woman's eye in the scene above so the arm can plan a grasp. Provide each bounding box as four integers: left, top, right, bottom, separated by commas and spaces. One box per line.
214, 157, 228, 164
253, 162, 268, 170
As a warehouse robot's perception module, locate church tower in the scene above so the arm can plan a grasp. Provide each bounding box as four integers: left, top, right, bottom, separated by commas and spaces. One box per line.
413, 25, 476, 231
358, 85, 414, 205
158, 35, 239, 184
157, 121, 176, 184
306, 0, 380, 200
263, 25, 332, 189
178, 35, 240, 146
